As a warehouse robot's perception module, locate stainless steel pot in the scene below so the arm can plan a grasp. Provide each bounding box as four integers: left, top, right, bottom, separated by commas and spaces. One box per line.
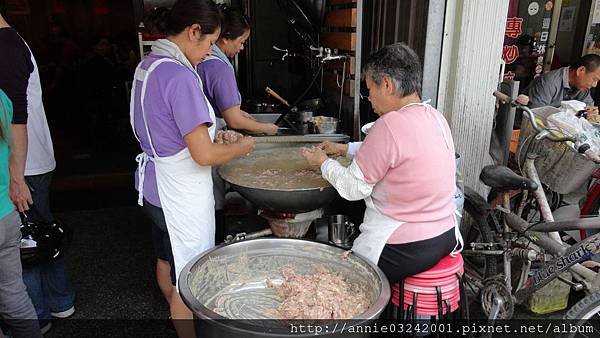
291, 110, 314, 123
179, 238, 390, 337
285, 111, 314, 134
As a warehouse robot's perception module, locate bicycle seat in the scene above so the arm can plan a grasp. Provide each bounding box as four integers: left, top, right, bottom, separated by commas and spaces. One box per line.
479, 165, 538, 192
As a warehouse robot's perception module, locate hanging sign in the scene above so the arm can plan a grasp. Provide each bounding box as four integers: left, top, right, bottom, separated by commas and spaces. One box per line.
559, 7, 576, 32
528, 2, 540, 16
502, 0, 554, 84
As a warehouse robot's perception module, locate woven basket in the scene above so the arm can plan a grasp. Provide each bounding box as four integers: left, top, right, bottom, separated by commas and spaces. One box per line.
516, 107, 598, 194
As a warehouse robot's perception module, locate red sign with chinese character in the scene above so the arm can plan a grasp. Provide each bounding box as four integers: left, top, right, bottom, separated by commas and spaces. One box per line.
504, 71, 516, 80
502, 45, 519, 64
505, 17, 523, 38
502, 0, 555, 86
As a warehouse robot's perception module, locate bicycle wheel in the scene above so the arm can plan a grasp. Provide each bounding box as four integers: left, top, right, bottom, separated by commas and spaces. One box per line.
462, 186, 498, 279
560, 292, 600, 338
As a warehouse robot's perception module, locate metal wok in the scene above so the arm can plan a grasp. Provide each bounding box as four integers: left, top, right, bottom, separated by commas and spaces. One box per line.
218, 144, 346, 213
227, 183, 337, 213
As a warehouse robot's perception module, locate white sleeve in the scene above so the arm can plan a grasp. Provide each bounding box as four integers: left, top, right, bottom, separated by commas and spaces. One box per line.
346, 142, 363, 160
320, 158, 373, 201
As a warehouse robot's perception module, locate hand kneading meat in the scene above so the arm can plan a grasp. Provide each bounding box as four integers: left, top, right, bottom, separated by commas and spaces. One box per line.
267, 268, 369, 319
215, 130, 244, 144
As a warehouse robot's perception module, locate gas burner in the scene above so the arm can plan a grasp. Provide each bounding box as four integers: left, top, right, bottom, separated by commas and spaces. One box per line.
259, 209, 323, 237
224, 209, 324, 244
259, 211, 298, 219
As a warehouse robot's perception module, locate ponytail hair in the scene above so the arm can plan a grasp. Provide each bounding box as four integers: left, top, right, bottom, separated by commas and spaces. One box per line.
217, 4, 250, 40
144, 0, 221, 37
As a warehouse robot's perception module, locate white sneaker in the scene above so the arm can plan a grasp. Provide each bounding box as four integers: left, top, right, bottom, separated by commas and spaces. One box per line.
50, 306, 75, 318
40, 321, 52, 335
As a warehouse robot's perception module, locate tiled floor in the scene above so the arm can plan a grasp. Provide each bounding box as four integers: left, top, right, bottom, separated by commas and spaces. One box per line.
45, 206, 173, 337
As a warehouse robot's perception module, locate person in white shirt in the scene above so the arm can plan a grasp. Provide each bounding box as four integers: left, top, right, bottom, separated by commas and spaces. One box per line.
0, 8, 75, 334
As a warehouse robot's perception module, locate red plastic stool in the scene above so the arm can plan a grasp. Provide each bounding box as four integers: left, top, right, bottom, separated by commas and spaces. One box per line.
387, 254, 467, 321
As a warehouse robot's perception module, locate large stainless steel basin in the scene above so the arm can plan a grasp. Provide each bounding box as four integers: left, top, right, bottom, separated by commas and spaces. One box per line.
179, 238, 390, 337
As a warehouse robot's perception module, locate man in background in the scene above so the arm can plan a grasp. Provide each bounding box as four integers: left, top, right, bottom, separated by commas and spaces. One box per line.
525, 54, 600, 113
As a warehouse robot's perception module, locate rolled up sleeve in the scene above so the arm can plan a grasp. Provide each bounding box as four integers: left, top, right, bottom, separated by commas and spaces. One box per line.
346, 142, 362, 159
321, 158, 373, 201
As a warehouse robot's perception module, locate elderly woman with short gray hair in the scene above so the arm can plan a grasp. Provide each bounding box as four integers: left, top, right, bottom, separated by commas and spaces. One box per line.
302, 43, 462, 283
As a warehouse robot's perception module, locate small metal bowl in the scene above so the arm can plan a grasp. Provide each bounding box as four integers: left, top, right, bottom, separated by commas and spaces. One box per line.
311, 116, 339, 134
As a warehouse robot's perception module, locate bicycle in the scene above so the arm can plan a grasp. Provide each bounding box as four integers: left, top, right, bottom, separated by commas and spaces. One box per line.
460, 92, 600, 335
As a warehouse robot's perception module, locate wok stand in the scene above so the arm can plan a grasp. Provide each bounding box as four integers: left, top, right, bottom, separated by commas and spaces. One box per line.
224, 209, 324, 244
224, 228, 273, 244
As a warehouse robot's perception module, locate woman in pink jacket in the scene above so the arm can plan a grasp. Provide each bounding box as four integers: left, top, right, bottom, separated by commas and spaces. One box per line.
303, 43, 462, 284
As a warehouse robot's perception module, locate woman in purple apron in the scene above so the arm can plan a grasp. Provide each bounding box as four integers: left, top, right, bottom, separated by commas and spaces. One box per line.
197, 5, 278, 243
130, 2, 255, 337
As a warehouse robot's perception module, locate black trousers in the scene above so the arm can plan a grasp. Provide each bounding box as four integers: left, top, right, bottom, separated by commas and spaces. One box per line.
142, 201, 176, 285
215, 209, 225, 244
377, 227, 456, 284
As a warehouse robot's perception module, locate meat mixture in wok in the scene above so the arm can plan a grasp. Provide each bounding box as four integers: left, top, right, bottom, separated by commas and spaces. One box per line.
219, 147, 351, 190
266, 268, 370, 319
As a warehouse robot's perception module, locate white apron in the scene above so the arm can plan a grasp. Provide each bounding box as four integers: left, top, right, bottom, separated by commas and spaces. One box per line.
130, 56, 216, 287
351, 103, 464, 265
205, 48, 242, 210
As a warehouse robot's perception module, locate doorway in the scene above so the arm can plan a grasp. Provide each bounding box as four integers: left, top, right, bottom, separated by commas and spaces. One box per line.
554, 0, 592, 66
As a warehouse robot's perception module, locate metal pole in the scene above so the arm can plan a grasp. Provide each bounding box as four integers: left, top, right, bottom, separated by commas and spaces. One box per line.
422, 0, 447, 108
353, 0, 364, 141
544, 0, 563, 72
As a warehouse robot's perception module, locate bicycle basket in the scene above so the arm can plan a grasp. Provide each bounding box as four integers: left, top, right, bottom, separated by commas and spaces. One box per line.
516, 106, 599, 194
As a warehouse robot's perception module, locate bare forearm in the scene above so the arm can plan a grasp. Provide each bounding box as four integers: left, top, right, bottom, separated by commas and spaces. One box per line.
9, 124, 32, 212
202, 143, 247, 166
9, 124, 27, 183
232, 119, 273, 134
185, 125, 253, 166
223, 107, 275, 134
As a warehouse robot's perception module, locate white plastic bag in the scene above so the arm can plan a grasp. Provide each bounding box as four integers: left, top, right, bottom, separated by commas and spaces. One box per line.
547, 110, 600, 153
547, 111, 583, 139
580, 117, 600, 153
560, 100, 586, 115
